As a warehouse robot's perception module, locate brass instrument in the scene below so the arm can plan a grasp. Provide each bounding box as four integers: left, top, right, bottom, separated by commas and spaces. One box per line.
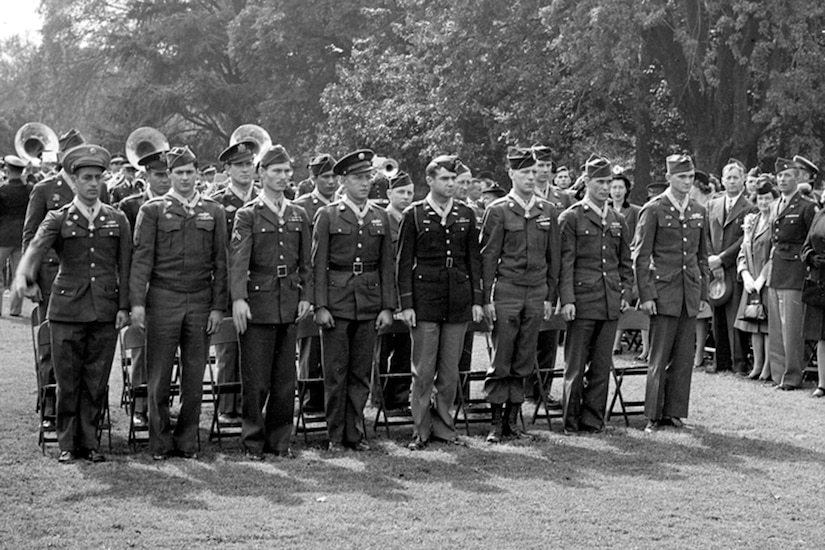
126, 127, 170, 170
229, 124, 272, 155
14, 123, 59, 165
372, 156, 399, 179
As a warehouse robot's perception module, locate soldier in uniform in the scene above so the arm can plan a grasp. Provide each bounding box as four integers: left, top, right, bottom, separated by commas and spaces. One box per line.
118, 149, 171, 427
481, 147, 560, 443
211, 140, 259, 423
0, 155, 32, 316
558, 156, 633, 433
375, 170, 414, 412
107, 154, 138, 205
794, 155, 820, 203
634, 154, 710, 432
22, 128, 87, 428
398, 155, 483, 450
293, 154, 337, 413
13, 144, 131, 463
766, 158, 818, 389
130, 146, 227, 460
230, 145, 312, 460
312, 149, 396, 452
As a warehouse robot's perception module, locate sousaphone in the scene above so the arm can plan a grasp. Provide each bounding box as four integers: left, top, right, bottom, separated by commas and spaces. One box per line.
14, 122, 59, 165
126, 127, 170, 170
229, 124, 272, 156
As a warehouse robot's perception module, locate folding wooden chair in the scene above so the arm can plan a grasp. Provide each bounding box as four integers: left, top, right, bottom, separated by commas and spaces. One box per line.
31, 308, 43, 412
294, 321, 329, 442
372, 319, 413, 436
454, 320, 494, 436
606, 309, 651, 425
530, 314, 566, 430
804, 340, 818, 383
34, 320, 58, 453
119, 325, 149, 449
207, 317, 242, 446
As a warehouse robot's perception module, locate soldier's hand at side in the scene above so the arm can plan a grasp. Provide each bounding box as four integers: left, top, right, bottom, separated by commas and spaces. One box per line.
131, 306, 146, 329
640, 300, 657, 316
12, 274, 40, 301
233, 299, 252, 334
543, 301, 553, 321
471, 305, 485, 324
115, 309, 130, 330
400, 308, 416, 328
206, 309, 223, 335
560, 303, 576, 322
484, 303, 497, 324
314, 306, 334, 329
296, 301, 312, 322
375, 309, 394, 331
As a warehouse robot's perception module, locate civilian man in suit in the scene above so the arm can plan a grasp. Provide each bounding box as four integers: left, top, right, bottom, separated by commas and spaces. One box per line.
481, 147, 560, 443
130, 146, 227, 460
13, 144, 131, 463
0, 155, 32, 316
211, 140, 260, 424
230, 145, 312, 460
293, 154, 337, 413
766, 158, 818, 390
705, 159, 757, 374
634, 154, 709, 433
312, 149, 396, 452
397, 156, 483, 450
559, 155, 633, 434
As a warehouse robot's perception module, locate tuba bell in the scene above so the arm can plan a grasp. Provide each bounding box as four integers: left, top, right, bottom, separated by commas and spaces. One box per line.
372, 156, 399, 179
126, 127, 170, 170
15, 123, 59, 165
229, 124, 272, 155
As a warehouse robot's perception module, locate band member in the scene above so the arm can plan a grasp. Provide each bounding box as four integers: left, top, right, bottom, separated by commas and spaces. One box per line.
14, 144, 131, 463
398, 156, 484, 450
559, 156, 633, 433
376, 170, 414, 412
230, 145, 312, 460
22, 128, 87, 429
312, 149, 396, 452
293, 154, 337, 413
118, 149, 171, 427
766, 158, 817, 389
481, 147, 560, 443
130, 146, 227, 460
0, 155, 32, 316
634, 154, 710, 432
211, 140, 260, 423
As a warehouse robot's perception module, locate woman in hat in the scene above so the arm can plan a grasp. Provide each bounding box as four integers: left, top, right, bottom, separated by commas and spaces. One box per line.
734, 178, 777, 380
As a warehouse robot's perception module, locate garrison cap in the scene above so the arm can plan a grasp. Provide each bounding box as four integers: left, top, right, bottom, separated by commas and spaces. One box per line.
532, 145, 553, 162
3, 155, 27, 169
507, 147, 536, 170
58, 128, 85, 153
166, 146, 197, 169
308, 154, 336, 176
138, 150, 167, 172
427, 154, 461, 174
62, 144, 111, 174
647, 181, 668, 197
219, 140, 257, 164
793, 155, 819, 176
774, 157, 796, 175
556, 165, 569, 173
666, 154, 694, 175
388, 170, 413, 189
482, 182, 507, 199
258, 144, 291, 168
583, 154, 612, 179
455, 161, 471, 175
333, 149, 375, 176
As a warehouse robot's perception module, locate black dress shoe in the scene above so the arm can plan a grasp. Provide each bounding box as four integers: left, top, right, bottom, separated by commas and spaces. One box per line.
407, 436, 427, 451
775, 384, 798, 391
244, 449, 265, 461
431, 435, 467, 447
644, 420, 657, 433
152, 451, 172, 461
346, 441, 371, 452
274, 448, 296, 459
178, 451, 199, 460
58, 450, 76, 463
87, 449, 106, 463
327, 442, 345, 453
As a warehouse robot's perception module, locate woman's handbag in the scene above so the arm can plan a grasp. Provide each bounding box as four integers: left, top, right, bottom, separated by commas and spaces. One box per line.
741, 291, 766, 322
802, 277, 825, 309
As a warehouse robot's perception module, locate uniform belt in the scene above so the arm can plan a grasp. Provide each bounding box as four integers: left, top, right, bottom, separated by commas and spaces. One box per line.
416, 257, 457, 269
329, 261, 378, 274
249, 265, 297, 278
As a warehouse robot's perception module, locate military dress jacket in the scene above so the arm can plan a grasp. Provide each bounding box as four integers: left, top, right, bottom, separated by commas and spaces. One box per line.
559, 201, 633, 320
396, 200, 482, 323
211, 185, 259, 245
129, 194, 227, 310
632, 193, 710, 317
0, 177, 32, 247
25, 202, 131, 323
229, 199, 312, 324
293, 190, 331, 228
539, 186, 573, 212
118, 190, 153, 235
312, 201, 396, 321
480, 196, 560, 304
767, 191, 817, 290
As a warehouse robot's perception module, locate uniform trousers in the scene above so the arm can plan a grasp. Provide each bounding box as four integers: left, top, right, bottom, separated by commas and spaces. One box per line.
240, 323, 297, 453
321, 318, 376, 444
562, 318, 616, 431
146, 286, 211, 455
50, 320, 117, 451
410, 321, 466, 441
0, 246, 22, 315
766, 288, 805, 387
644, 307, 696, 421
214, 342, 241, 415
484, 281, 546, 404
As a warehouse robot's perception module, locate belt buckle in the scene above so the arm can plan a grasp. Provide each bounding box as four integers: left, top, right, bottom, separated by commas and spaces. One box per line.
276, 265, 288, 278
352, 262, 363, 275
445, 257, 454, 269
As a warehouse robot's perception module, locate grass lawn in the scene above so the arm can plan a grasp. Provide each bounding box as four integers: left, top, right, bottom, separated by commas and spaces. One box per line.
1, 296, 824, 549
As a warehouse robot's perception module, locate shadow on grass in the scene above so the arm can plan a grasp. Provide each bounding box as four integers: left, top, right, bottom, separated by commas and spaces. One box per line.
65, 416, 825, 512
